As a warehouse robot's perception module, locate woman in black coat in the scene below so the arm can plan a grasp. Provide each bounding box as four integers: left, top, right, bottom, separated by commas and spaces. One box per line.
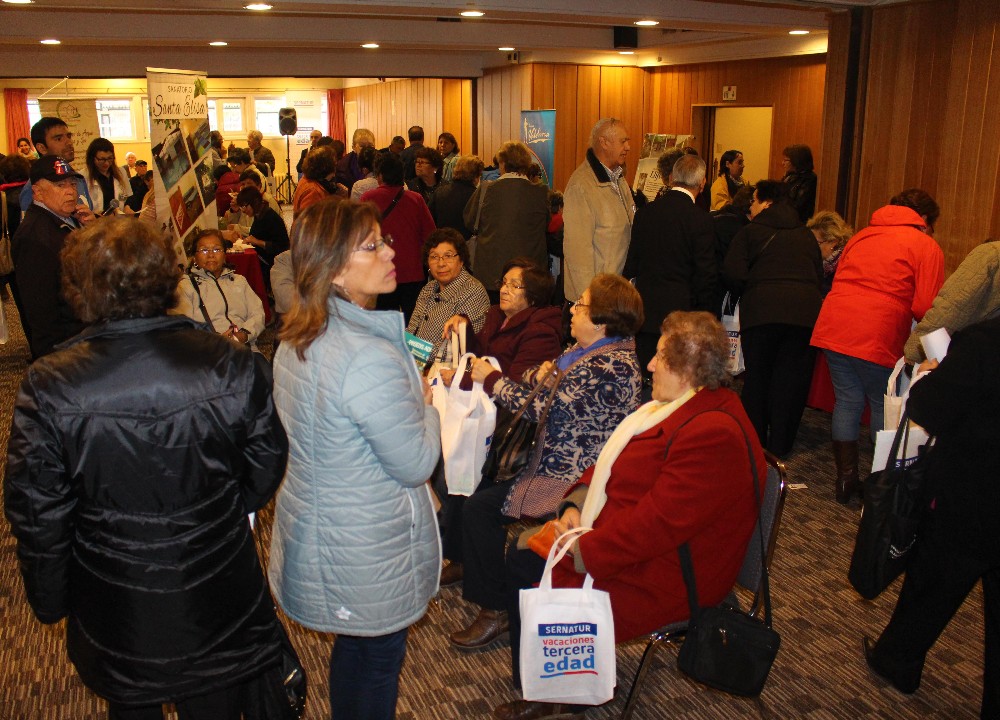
864, 317, 1000, 718
4, 217, 289, 719
723, 179, 823, 457
428, 155, 483, 241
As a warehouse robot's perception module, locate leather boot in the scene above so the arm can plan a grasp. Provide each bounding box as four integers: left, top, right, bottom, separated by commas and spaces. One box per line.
449, 608, 509, 649
833, 440, 859, 504
440, 561, 464, 587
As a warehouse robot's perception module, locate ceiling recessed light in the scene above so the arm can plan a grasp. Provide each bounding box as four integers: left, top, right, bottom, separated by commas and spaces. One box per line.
618, 50, 635, 55
244, 3, 272, 10
3, 0, 35, 5
40, 38, 61, 45
460, 10, 485, 17
210, 41, 228, 46
498, 46, 515, 52
789, 29, 810, 35
635, 20, 658, 27
361, 43, 379, 49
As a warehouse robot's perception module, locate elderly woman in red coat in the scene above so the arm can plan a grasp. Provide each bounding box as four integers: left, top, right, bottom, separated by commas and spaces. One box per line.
491, 310, 765, 720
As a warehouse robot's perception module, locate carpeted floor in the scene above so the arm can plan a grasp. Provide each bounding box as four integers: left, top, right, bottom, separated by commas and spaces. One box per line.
0, 294, 985, 719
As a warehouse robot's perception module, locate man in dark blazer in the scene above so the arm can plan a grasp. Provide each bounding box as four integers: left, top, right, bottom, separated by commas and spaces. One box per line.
624, 153, 717, 370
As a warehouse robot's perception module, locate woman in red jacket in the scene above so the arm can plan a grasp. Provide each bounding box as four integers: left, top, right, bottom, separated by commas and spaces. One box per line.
811, 189, 944, 502
493, 311, 763, 720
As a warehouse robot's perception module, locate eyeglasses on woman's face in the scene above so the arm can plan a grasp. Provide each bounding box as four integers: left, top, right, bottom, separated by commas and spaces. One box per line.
570, 298, 590, 310
428, 251, 459, 263
197, 247, 224, 255
497, 278, 525, 291
355, 234, 394, 253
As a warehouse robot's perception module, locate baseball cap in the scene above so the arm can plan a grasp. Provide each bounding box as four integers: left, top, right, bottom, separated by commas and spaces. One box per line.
31, 155, 84, 184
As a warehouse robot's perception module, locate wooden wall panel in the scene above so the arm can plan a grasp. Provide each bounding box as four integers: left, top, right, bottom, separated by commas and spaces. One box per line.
854, 0, 1000, 273
644, 55, 826, 180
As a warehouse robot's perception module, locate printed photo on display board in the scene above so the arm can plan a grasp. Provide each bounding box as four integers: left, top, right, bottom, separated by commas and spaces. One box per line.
147, 67, 217, 262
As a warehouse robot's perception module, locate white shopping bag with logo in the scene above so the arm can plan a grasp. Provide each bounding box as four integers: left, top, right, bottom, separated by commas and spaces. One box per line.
520, 528, 616, 706
721, 292, 744, 375
438, 352, 500, 496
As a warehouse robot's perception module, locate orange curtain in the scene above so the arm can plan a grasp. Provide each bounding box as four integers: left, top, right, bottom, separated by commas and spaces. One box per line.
4, 88, 31, 155
327, 89, 346, 144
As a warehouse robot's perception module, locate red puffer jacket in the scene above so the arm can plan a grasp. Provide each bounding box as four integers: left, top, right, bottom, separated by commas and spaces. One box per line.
810, 205, 944, 367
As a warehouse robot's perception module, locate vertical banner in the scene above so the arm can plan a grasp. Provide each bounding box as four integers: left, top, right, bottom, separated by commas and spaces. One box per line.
521, 110, 555, 187
287, 90, 322, 148
38, 99, 99, 174
146, 68, 215, 263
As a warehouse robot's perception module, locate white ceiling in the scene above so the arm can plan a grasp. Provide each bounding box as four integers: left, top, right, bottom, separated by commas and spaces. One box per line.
0, 0, 899, 79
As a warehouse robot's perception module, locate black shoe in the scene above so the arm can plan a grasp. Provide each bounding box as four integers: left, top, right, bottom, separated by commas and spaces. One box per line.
862, 636, 918, 694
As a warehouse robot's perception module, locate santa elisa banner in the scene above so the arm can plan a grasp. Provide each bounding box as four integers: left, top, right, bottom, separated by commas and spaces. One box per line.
520, 110, 555, 187
146, 67, 217, 263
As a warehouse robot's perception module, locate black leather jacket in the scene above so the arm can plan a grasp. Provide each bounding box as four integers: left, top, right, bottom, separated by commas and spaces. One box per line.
5, 315, 288, 704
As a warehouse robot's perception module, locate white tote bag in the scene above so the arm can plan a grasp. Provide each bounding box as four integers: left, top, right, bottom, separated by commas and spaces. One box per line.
882, 357, 910, 432
439, 352, 500, 496
873, 366, 931, 473
721, 292, 744, 375
520, 528, 616, 706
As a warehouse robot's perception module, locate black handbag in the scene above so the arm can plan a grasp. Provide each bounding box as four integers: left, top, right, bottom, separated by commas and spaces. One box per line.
848, 413, 933, 600
480, 366, 561, 485
675, 413, 780, 697
252, 523, 308, 719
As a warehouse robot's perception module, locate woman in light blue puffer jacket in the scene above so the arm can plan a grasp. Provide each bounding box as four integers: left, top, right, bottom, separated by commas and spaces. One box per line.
269, 199, 441, 720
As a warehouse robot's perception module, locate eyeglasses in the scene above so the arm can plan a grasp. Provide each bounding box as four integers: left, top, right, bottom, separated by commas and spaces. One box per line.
197, 247, 224, 255
497, 279, 525, 291
428, 252, 459, 263
570, 299, 590, 310
355, 235, 394, 253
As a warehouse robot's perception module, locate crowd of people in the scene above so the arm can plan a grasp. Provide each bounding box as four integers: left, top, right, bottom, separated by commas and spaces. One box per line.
3, 111, 997, 720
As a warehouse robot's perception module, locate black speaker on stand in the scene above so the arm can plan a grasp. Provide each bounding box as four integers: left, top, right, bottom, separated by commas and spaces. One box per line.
276, 107, 298, 204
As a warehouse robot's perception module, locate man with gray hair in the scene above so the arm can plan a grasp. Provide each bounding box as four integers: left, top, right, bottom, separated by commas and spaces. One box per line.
562, 118, 636, 299
246, 130, 275, 175
624, 153, 717, 370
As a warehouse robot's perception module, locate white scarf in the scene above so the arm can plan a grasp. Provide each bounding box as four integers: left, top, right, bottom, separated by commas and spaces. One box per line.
580, 388, 698, 528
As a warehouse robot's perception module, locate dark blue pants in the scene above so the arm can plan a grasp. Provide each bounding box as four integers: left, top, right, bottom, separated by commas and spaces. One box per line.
329, 627, 409, 720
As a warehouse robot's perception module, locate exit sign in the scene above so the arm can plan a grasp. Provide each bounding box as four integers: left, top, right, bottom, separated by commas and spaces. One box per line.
722, 86, 737, 101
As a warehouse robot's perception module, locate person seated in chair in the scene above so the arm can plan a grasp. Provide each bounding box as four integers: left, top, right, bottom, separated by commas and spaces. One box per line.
492, 311, 765, 720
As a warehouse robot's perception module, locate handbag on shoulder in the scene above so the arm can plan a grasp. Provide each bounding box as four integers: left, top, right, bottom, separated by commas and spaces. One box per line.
480, 365, 561, 485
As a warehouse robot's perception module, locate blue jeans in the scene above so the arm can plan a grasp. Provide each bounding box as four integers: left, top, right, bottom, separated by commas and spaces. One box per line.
823, 350, 893, 442
329, 628, 409, 720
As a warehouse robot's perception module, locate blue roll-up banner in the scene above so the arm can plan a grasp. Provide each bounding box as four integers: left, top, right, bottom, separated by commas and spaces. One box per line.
521, 110, 556, 187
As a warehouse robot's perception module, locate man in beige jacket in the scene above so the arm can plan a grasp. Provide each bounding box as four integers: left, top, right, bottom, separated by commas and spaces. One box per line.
562, 118, 637, 300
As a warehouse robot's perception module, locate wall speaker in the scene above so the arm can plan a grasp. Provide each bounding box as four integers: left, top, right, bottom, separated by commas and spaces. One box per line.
278, 107, 297, 136
613, 26, 638, 50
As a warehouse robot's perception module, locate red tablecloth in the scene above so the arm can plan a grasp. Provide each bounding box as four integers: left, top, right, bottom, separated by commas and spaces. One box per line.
226, 249, 272, 322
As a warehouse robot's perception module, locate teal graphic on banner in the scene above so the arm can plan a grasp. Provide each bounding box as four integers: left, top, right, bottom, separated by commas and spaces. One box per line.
521, 110, 555, 187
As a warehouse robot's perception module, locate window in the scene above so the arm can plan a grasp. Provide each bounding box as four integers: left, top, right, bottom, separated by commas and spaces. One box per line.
27, 99, 40, 128
222, 101, 243, 133
253, 97, 286, 137
96, 99, 133, 140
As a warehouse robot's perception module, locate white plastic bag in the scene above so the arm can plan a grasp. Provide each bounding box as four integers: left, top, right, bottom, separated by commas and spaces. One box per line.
520, 528, 616, 706
438, 352, 500, 496
721, 292, 744, 375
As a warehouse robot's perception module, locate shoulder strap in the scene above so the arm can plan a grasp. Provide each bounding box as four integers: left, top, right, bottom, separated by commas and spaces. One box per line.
381, 186, 406, 220
472, 181, 490, 233
750, 232, 779, 269
670, 409, 772, 628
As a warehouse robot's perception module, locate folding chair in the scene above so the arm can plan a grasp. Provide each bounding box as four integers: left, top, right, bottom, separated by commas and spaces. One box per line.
619, 452, 788, 719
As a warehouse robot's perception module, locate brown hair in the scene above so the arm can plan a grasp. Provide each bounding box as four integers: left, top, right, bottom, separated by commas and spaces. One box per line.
587, 273, 644, 337
279, 199, 381, 360
889, 188, 940, 230
499, 257, 553, 308
658, 311, 731, 389
496, 141, 533, 175
452, 155, 484, 183
422, 228, 470, 270
61, 217, 180, 322
302, 146, 338, 181
235, 185, 265, 214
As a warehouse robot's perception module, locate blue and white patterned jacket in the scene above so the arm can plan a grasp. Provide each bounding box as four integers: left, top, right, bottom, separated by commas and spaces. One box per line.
494, 337, 641, 519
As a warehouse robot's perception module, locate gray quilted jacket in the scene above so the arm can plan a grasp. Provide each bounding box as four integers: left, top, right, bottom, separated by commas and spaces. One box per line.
269, 296, 441, 635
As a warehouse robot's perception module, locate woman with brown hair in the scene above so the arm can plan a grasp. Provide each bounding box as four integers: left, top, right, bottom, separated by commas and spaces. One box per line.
269, 199, 442, 719
463, 141, 550, 301
5, 217, 289, 720
83, 137, 132, 215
